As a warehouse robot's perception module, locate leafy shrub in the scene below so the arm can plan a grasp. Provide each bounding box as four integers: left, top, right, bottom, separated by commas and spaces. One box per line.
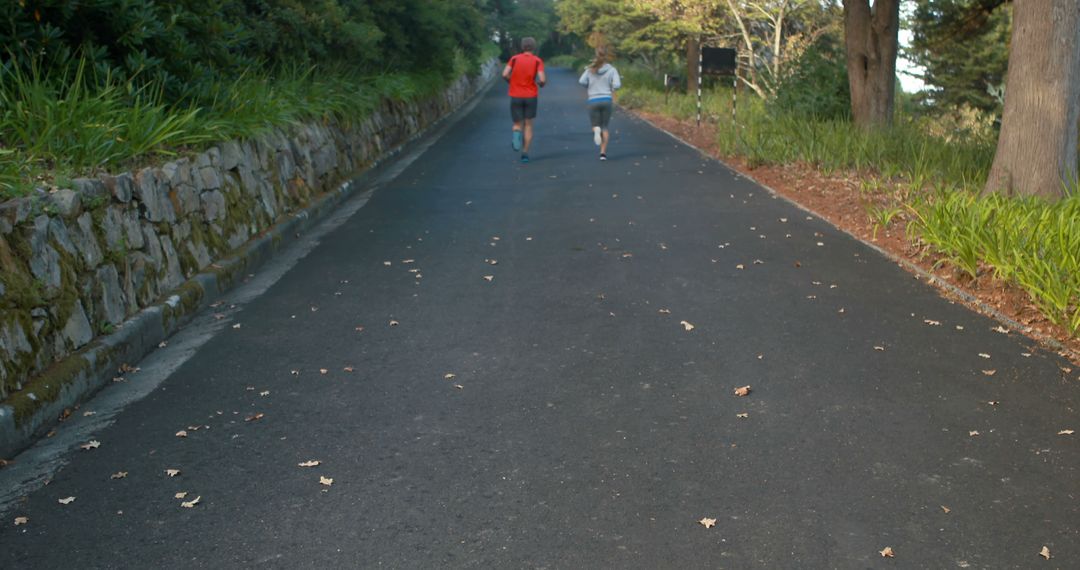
768, 42, 850, 121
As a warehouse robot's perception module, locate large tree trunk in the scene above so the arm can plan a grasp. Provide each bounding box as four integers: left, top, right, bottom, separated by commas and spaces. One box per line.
687, 37, 701, 96
843, 0, 900, 128
984, 2, 1080, 199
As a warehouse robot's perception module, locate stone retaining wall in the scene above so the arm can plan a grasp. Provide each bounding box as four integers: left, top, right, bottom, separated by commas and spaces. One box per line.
0, 61, 498, 428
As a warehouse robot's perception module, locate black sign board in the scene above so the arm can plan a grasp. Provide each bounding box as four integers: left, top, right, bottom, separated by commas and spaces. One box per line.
702, 47, 736, 74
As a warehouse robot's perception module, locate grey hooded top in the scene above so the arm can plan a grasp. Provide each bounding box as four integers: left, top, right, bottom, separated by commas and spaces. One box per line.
579, 63, 622, 102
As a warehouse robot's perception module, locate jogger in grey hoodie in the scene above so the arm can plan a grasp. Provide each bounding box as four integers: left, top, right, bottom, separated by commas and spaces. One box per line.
578, 46, 621, 160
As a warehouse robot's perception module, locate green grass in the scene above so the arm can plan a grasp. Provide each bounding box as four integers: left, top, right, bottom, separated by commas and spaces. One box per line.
0, 49, 488, 199
620, 78, 1080, 337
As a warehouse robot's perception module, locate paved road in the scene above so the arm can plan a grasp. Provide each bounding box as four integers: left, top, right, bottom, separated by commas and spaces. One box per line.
2, 70, 1079, 569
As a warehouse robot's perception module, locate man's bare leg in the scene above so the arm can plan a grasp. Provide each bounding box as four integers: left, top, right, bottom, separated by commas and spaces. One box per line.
523, 119, 534, 154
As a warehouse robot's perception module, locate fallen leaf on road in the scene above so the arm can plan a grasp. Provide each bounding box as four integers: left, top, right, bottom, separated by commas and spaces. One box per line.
389, 320, 399, 327
874, 346, 886, 351
175, 430, 188, 438
955, 325, 965, 330
355, 326, 365, 332
299, 460, 321, 467
736, 413, 749, 419
735, 264, 745, 270
978, 353, 991, 359
1058, 430, 1074, 435
14, 516, 28, 526
245, 413, 264, 422
1039, 546, 1051, 560
111, 472, 127, 480
260, 390, 270, 396
58, 497, 75, 505
880, 547, 895, 558
483, 275, 494, 282
838, 308, 846, 314
445, 373, 456, 380
175, 492, 188, 499
319, 369, 328, 375
402, 259, 415, 264
941, 505, 951, 514
180, 496, 200, 508
453, 384, 464, 390
982, 370, 997, 376
734, 386, 751, 397
924, 319, 941, 326
658, 309, 671, 314
383, 261, 391, 266
753, 259, 764, 265
80, 440, 100, 451
320, 476, 333, 487
680, 321, 695, 331
343, 367, 354, 373
165, 469, 181, 477
290, 369, 300, 376
993, 326, 1010, 334
232, 323, 241, 329
969, 430, 980, 437
698, 518, 716, 528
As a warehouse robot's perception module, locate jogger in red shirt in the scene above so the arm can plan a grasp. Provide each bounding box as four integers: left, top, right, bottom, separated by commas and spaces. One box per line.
502, 37, 546, 163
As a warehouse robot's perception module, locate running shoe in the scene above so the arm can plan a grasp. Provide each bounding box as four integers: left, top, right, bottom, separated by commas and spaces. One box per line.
521, 154, 530, 164
593, 127, 602, 146
512, 130, 523, 151
599, 153, 607, 161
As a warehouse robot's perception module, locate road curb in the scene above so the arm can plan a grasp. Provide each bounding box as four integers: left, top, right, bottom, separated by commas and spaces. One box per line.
0, 72, 499, 460
625, 110, 1076, 362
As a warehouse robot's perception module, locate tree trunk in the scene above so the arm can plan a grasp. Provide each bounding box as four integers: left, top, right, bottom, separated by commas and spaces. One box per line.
687, 37, 701, 96
843, 0, 900, 128
984, 2, 1080, 199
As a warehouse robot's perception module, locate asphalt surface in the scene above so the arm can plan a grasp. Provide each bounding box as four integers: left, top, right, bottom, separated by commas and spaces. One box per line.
2, 69, 1079, 569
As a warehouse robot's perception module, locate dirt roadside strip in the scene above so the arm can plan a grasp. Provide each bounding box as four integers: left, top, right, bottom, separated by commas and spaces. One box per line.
624, 108, 1080, 368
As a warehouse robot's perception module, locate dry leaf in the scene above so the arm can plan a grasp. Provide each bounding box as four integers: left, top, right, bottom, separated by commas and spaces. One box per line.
698, 517, 716, 529
175, 430, 188, 438
383, 261, 391, 266
734, 386, 751, 397
58, 497, 75, 505
232, 323, 241, 329
736, 413, 749, 419
180, 496, 201, 508
259, 390, 270, 396
658, 309, 671, 314
319, 369, 328, 375
444, 373, 456, 380
175, 492, 188, 499
453, 384, 464, 390
969, 430, 980, 437
14, 516, 28, 526
941, 505, 951, 514
924, 319, 941, 326
298, 460, 321, 467
165, 469, 181, 477
982, 370, 997, 376
343, 366, 355, 373
988, 401, 999, 406
354, 326, 365, 332
735, 264, 745, 270
880, 546, 895, 558
245, 413, 264, 422
978, 353, 991, 359
874, 346, 886, 351
483, 275, 494, 282
79, 440, 100, 451
1058, 430, 1074, 435
319, 476, 334, 487
402, 259, 415, 264
680, 320, 695, 331
1039, 546, 1051, 560
389, 320, 399, 327
111, 471, 128, 480
290, 369, 300, 376
992, 326, 1009, 334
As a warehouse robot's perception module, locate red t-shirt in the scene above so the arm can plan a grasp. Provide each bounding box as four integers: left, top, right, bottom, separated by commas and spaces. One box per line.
507, 53, 544, 98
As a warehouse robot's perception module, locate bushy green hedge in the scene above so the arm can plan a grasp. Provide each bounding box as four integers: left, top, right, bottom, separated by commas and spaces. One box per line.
1, 0, 487, 100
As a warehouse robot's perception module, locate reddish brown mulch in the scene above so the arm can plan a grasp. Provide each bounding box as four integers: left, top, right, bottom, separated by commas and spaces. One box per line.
631, 109, 1080, 365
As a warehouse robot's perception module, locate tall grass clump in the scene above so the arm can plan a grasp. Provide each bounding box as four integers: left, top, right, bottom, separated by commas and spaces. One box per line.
908, 189, 1080, 334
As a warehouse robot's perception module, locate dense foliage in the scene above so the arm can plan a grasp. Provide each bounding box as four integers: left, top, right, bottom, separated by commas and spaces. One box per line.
1, 0, 488, 100
907, 0, 1012, 113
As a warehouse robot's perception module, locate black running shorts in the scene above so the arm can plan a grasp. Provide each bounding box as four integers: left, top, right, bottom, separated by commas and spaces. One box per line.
510, 97, 539, 122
